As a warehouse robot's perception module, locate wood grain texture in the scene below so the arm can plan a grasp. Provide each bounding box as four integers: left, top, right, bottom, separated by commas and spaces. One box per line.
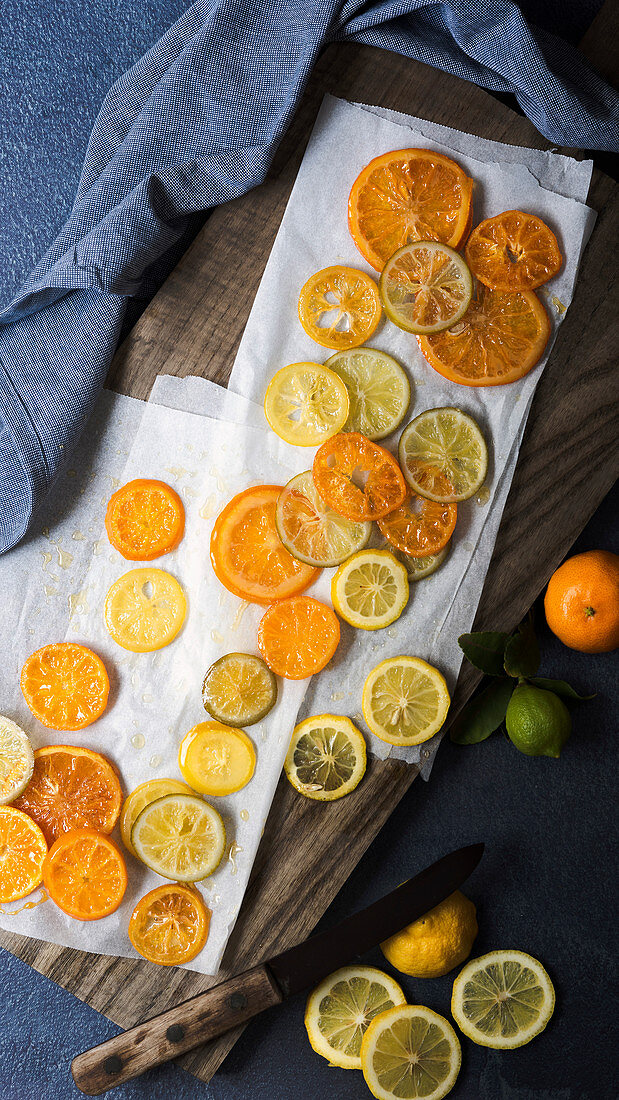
1, 40, 618, 1088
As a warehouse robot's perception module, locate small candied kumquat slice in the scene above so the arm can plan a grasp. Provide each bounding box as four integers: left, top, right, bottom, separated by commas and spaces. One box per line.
378, 488, 456, 558
43, 828, 127, 920
258, 597, 340, 680
129, 883, 211, 966
465, 210, 562, 291
298, 266, 382, 351
0, 806, 47, 903
313, 433, 406, 522
105, 479, 185, 561
20, 643, 109, 730
14, 745, 123, 845
210, 485, 319, 605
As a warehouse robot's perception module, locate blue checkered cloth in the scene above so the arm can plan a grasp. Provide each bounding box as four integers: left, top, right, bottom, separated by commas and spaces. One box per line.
1, 0, 618, 553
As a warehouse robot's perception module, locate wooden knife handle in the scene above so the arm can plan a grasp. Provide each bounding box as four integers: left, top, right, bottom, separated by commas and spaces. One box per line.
70, 964, 283, 1095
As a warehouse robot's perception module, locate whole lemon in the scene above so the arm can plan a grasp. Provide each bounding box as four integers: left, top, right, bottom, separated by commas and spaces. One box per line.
381, 890, 478, 978
506, 683, 571, 758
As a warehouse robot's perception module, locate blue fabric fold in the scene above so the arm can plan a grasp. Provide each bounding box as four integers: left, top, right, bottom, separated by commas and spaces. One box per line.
2, 0, 617, 553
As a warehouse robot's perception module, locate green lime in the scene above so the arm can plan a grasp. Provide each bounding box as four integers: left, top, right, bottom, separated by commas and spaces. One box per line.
505, 684, 571, 758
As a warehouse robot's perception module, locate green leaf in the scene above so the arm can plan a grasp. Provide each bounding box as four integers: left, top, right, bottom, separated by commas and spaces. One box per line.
458, 632, 511, 676
450, 678, 515, 745
504, 616, 540, 678
528, 677, 595, 703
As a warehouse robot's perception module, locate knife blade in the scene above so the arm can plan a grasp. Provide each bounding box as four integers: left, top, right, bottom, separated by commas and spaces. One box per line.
71, 843, 483, 1095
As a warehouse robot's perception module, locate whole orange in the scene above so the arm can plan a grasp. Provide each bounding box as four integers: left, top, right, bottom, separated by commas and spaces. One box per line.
544, 550, 619, 653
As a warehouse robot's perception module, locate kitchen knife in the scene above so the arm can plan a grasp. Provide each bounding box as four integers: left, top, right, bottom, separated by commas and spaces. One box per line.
71, 842, 483, 1094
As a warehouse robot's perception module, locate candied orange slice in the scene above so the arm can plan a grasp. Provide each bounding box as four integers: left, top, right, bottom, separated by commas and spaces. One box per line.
210, 485, 319, 605
20, 643, 109, 730
418, 285, 550, 387
313, 433, 406, 522
128, 883, 211, 966
14, 745, 123, 845
298, 266, 381, 350
105, 479, 185, 561
0, 806, 47, 903
465, 210, 562, 291
43, 828, 127, 921
258, 597, 340, 679
378, 489, 456, 558
349, 149, 473, 271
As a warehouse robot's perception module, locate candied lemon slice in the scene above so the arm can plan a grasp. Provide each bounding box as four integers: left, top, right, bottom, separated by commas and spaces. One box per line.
379, 242, 472, 335
120, 778, 195, 858
361, 1004, 461, 1100
362, 656, 450, 746
264, 362, 349, 446
0, 717, 34, 805
305, 966, 406, 1070
104, 568, 186, 652
332, 550, 409, 631
451, 950, 555, 1049
131, 793, 225, 881
178, 722, 256, 797
326, 349, 411, 441
399, 407, 488, 503
284, 715, 366, 801
276, 471, 371, 568
202, 652, 277, 727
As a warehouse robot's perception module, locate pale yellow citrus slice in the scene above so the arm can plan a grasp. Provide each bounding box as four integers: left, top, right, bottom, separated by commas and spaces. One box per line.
451, 950, 555, 1049
361, 1004, 461, 1100
0, 717, 34, 805
331, 550, 409, 631
326, 349, 411, 440
202, 652, 277, 727
399, 407, 488, 502
284, 715, 366, 801
178, 722, 256, 797
362, 656, 450, 746
131, 793, 225, 881
264, 362, 349, 446
298, 266, 382, 351
120, 778, 195, 858
305, 966, 406, 1070
379, 242, 472, 335
104, 568, 186, 652
276, 471, 371, 567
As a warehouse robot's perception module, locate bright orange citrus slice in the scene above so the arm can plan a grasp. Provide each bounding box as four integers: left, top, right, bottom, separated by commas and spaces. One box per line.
0, 806, 47, 902
128, 883, 211, 966
258, 597, 340, 679
465, 210, 562, 291
14, 745, 123, 845
43, 828, 127, 921
418, 285, 550, 387
20, 643, 109, 730
210, 485, 319, 604
105, 479, 185, 561
298, 266, 381, 350
378, 489, 456, 558
313, 433, 406, 522
348, 148, 473, 271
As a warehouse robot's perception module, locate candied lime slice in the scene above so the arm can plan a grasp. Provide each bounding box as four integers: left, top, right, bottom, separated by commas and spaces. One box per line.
399, 407, 488, 503
276, 471, 371, 567
379, 241, 472, 335
202, 652, 277, 727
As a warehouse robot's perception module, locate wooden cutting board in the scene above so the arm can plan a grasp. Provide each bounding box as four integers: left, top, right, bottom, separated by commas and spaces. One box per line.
1, 40, 617, 1087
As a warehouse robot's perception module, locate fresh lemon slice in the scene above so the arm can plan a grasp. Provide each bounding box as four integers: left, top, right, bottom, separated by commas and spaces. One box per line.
326, 349, 411, 441
264, 363, 349, 446
361, 1004, 461, 1100
332, 550, 409, 631
120, 778, 195, 857
178, 721, 256, 797
202, 652, 277, 727
399, 407, 488, 503
0, 717, 34, 805
451, 950, 555, 1049
362, 656, 450, 746
284, 715, 366, 801
104, 568, 187, 652
131, 793, 225, 881
276, 471, 371, 568
379, 241, 472, 335
305, 966, 406, 1069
